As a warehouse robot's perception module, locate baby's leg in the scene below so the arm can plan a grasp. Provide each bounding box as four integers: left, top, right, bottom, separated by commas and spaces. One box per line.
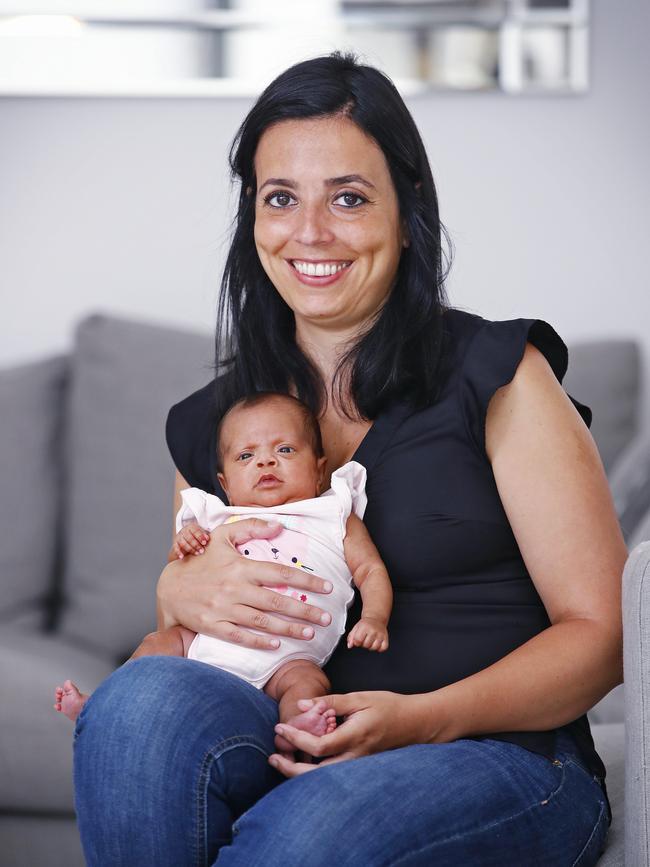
128, 625, 197, 659
54, 626, 196, 724
264, 660, 336, 754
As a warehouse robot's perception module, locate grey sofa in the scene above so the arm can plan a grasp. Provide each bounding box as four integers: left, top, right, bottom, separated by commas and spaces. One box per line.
0, 313, 646, 867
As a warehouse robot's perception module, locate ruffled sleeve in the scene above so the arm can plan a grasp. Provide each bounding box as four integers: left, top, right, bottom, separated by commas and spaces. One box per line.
460, 318, 592, 455
176, 487, 228, 533
325, 461, 368, 538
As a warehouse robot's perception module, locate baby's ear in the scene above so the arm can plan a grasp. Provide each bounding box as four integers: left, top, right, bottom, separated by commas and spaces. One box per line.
316, 456, 328, 491
217, 472, 229, 498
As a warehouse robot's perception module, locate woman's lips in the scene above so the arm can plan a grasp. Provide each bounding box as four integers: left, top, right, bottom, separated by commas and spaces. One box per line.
287, 259, 353, 287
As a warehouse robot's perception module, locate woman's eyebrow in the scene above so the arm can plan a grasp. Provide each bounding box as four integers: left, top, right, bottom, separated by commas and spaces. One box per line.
259, 174, 377, 191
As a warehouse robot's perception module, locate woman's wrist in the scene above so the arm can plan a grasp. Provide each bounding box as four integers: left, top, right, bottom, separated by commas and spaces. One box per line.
410, 690, 458, 745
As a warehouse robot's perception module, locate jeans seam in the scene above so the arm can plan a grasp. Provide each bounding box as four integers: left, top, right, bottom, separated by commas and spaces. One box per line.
195, 735, 271, 867
389, 759, 567, 866
571, 800, 607, 867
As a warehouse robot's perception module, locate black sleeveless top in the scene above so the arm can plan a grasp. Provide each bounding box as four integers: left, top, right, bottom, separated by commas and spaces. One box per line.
166, 307, 609, 816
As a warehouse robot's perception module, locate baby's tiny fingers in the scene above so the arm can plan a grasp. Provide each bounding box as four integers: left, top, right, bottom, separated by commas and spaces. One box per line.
191, 528, 208, 549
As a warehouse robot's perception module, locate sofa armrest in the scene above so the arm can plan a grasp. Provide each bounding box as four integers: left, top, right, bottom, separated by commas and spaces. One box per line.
623, 540, 650, 866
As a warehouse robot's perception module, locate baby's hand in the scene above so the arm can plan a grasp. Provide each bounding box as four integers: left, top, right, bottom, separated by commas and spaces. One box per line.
172, 523, 210, 560
347, 617, 389, 652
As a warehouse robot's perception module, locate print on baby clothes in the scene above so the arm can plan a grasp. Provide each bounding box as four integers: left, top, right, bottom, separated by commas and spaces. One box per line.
240, 538, 312, 603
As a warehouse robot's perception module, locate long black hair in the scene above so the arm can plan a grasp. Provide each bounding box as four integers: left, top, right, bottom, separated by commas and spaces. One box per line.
215, 51, 453, 421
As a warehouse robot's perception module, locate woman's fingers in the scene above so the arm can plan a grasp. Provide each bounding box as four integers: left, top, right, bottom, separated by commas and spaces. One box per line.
222, 518, 284, 547
233, 602, 328, 641
271, 721, 352, 758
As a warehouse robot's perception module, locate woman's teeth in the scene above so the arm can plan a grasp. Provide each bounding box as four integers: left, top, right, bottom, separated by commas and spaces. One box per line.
292, 260, 351, 277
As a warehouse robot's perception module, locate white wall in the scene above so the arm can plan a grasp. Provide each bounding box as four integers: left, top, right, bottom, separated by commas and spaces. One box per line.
1, 0, 649, 420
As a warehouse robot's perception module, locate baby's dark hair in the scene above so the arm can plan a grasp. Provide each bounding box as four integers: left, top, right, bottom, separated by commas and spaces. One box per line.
216, 392, 324, 473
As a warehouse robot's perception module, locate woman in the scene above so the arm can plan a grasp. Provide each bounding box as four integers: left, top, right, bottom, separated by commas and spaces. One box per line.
73, 53, 625, 865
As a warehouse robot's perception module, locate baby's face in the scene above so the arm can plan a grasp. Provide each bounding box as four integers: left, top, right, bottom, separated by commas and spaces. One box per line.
217, 399, 326, 508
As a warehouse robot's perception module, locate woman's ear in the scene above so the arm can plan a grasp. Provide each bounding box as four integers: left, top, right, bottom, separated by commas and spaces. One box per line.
401, 219, 411, 249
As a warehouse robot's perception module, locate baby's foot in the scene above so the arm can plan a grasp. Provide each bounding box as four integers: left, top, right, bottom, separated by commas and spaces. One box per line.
53, 679, 88, 722
275, 698, 337, 753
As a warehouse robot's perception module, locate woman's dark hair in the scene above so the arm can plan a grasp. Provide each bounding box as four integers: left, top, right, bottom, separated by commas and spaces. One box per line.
215, 51, 452, 420
215, 392, 324, 473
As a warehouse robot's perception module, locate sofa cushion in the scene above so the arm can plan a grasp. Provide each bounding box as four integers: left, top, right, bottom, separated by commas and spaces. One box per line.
58, 314, 213, 660
609, 433, 650, 543
563, 340, 640, 472
0, 626, 113, 812
0, 355, 68, 630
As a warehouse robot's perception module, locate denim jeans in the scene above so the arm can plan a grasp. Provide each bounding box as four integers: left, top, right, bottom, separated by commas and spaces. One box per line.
74, 656, 610, 866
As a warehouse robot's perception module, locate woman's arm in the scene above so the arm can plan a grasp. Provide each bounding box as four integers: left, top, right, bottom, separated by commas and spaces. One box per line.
414, 342, 626, 742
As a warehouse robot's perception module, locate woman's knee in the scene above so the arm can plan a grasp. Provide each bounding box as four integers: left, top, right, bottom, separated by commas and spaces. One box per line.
74, 656, 280, 755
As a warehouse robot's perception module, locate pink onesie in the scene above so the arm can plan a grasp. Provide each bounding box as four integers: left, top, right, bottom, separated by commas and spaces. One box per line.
175, 461, 367, 688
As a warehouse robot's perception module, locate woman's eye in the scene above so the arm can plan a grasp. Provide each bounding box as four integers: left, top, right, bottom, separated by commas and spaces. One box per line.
334, 191, 367, 208
264, 191, 296, 209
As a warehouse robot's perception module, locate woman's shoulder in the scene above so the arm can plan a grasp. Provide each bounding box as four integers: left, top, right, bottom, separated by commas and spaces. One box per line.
441, 306, 569, 382
440, 306, 591, 453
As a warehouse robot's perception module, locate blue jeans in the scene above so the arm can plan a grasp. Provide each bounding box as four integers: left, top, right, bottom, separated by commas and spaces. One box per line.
74, 656, 610, 866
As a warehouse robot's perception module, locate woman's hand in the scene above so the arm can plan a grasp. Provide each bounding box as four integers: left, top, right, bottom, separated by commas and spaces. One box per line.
268, 691, 443, 777
157, 517, 333, 649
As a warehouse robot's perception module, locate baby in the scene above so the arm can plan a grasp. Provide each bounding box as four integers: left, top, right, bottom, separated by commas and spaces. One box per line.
55, 392, 392, 753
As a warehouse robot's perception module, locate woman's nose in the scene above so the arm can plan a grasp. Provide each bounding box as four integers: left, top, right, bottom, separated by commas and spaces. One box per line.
294, 202, 336, 246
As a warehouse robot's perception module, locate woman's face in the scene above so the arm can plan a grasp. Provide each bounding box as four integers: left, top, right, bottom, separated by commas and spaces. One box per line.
253, 115, 407, 336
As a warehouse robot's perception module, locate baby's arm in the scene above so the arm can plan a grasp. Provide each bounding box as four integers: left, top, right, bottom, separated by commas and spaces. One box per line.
168, 522, 211, 563
343, 513, 392, 651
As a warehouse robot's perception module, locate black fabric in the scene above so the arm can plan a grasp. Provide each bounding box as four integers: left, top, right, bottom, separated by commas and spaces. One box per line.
166, 307, 609, 818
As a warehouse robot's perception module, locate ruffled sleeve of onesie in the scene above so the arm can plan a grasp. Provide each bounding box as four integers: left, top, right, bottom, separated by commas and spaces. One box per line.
460, 318, 592, 456
176, 487, 229, 534
326, 460, 368, 538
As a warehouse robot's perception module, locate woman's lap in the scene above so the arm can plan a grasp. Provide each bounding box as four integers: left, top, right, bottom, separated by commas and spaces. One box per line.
74, 657, 609, 867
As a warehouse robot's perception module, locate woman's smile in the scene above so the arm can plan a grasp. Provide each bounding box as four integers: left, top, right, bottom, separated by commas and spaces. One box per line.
287, 258, 354, 286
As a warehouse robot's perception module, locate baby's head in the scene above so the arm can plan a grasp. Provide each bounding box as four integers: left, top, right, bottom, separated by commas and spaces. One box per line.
216, 392, 327, 508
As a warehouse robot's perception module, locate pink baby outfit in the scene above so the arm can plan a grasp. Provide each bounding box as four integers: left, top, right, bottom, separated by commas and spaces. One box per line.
175, 461, 367, 688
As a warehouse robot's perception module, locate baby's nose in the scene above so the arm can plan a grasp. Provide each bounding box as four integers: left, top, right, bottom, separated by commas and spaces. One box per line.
257, 453, 277, 466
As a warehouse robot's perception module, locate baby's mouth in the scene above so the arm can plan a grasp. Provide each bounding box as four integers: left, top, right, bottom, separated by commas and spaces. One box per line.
256, 474, 282, 488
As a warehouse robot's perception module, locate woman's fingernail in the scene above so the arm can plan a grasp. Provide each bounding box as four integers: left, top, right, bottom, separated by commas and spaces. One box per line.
320, 613, 331, 625
275, 725, 284, 734
323, 581, 332, 592
302, 627, 314, 638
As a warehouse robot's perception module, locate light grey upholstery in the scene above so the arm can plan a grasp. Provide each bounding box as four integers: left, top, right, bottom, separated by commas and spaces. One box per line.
59, 315, 213, 659
563, 340, 640, 473
623, 541, 650, 866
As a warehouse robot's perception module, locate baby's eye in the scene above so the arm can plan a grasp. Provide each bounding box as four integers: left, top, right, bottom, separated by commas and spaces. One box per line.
277, 446, 295, 454
263, 191, 296, 209
237, 451, 253, 461
333, 191, 367, 208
